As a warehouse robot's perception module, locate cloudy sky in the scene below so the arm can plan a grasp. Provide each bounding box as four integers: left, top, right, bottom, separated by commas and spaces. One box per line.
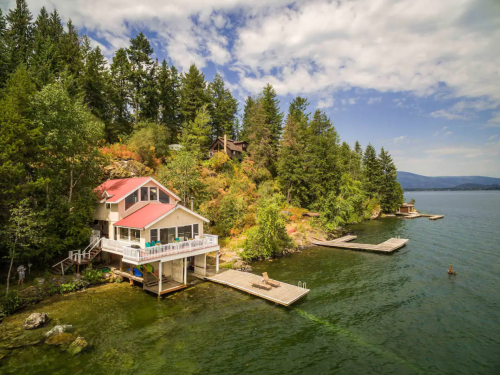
6, 0, 500, 177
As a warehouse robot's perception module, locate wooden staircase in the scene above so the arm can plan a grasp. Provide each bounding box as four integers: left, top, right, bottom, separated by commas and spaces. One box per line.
51, 237, 103, 275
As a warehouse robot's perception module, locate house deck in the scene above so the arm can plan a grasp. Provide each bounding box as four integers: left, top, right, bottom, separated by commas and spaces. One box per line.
206, 270, 309, 306
312, 235, 409, 253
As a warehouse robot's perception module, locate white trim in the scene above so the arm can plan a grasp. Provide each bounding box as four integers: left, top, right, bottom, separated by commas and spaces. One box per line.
114, 224, 143, 231
112, 177, 181, 203
144, 204, 209, 229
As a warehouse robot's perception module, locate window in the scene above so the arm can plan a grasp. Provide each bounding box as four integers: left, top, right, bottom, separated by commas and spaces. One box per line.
141, 187, 149, 201
131, 229, 140, 242
159, 190, 170, 204
178, 225, 193, 241
125, 190, 138, 210
106, 203, 111, 209
193, 224, 199, 237
160, 227, 176, 244
114, 226, 117, 240
150, 229, 158, 243
150, 187, 158, 201
120, 227, 129, 241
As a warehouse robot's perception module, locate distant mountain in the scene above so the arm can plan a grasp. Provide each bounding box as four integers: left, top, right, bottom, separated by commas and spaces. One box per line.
397, 172, 500, 189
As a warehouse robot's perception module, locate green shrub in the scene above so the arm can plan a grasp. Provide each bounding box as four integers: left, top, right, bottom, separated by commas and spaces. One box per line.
82, 265, 104, 284
1, 291, 23, 316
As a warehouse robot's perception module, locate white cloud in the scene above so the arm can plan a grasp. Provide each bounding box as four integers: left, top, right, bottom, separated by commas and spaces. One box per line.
489, 111, 500, 124
317, 96, 335, 109
368, 97, 381, 104
430, 109, 468, 120
393, 135, 407, 144
348, 97, 357, 105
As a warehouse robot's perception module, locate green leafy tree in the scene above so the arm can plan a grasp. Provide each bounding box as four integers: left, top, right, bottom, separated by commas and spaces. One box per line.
3, 199, 43, 294
180, 64, 208, 124
180, 105, 212, 158
207, 73, 238, 139
378, 148, 404, 212
127, 122, 171, 167
242, 195, 294, 260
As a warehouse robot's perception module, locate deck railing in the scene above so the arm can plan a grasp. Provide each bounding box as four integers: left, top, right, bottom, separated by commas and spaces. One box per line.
101, 235, 219, 262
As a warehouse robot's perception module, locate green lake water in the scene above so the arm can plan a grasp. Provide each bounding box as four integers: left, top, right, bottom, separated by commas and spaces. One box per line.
1, 191, 500, 374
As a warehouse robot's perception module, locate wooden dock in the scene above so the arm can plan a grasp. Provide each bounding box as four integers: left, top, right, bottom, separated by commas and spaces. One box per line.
312, 235, 409, 253
206, 270, 309, 306
429, 215, 444, 220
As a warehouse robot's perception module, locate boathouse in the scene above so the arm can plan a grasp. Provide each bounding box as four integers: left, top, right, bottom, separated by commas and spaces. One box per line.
398, 202, 415, 214
53, 177, 220, 296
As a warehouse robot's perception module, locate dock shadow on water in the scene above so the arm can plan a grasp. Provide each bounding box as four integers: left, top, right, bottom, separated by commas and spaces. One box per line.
1, 191, 500, 374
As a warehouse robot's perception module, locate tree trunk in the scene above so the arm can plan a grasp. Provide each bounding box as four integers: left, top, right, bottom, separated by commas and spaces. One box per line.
69, 163, 74, 204
6, 230, 18, 295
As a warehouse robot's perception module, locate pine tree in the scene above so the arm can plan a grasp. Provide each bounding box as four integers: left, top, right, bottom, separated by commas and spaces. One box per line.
127, 32, 153, 124
140, 59, 160, 122
5, 0, 33, 73
378, 148, 403, 212
339, 141, 352, 174
180, 64, 208, 124
0, 9, 9, 87
109, 48, 132, 139
158, 61, 182, 142
31, 6, 54, 87
363, 143, 381, 197
58, 20, 83, 78
259, 84, 284, 174
240, 96, 255, 141
207, 73, 238, 140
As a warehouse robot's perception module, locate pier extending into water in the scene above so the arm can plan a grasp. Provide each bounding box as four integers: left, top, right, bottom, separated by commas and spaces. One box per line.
207, 270, 310, 306
312, 235, 409, 253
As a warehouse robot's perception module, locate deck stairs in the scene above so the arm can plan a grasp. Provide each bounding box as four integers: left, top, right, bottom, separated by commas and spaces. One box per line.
51, 237, 103, 275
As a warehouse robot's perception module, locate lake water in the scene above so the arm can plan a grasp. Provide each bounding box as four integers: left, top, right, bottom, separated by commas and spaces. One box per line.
1, 191, 500, 374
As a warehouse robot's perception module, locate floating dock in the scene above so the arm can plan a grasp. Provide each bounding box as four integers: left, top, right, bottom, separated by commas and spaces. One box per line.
429, 215, 444, 220
206, 270, 309, 306
312, 235, 409, 253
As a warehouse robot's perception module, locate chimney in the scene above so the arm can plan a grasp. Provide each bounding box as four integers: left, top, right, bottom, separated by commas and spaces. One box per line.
224, 134, 227, 155
191, 197, 194, 211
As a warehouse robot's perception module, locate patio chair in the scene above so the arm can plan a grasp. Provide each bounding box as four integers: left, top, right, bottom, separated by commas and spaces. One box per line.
145, 242, 151, 248
262, 272, 280, 287
250, 281, 272, 290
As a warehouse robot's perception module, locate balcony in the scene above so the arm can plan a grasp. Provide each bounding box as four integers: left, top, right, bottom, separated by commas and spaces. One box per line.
101, 235, 219, 263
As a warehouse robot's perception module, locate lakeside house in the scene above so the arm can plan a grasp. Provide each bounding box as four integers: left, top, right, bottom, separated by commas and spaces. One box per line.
208, 135, 248, 159
54, 177, 220, 296
398, 202, 416, 213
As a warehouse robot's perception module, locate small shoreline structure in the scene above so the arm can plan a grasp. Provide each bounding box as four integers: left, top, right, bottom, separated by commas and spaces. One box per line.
311, 235, 409, 254
396, 202, 444, 220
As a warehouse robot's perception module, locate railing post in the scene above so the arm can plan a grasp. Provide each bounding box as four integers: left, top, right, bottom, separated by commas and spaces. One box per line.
61, 263, 64, 275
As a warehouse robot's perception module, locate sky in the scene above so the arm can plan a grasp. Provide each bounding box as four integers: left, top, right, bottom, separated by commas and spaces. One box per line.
4, 0, 500, 177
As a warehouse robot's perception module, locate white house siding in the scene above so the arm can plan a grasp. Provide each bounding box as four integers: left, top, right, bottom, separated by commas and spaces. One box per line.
172, 259, 184, 283
144, 208, 204, 243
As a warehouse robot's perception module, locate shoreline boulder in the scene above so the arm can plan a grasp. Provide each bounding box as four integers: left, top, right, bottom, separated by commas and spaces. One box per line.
45, 325, 73, 338
67, 337, 88, 356
23, 313, 49, 330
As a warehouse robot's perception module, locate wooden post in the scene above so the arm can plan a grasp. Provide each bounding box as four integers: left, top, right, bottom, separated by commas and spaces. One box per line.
129, 263, 133, 276
159, 261, 162, 297
216, 250, 219, 273
183, 257, 187, 285
61, 263, 64, 275
120, 258, 123, 272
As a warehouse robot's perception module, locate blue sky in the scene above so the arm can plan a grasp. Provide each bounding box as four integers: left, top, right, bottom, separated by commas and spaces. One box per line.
6, 0, 500, 177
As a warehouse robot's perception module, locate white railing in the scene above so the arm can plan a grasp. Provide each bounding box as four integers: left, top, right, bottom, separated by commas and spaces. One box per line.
122, 234, 219, 262
101, 238, 133, 254
68, 237, 103, 264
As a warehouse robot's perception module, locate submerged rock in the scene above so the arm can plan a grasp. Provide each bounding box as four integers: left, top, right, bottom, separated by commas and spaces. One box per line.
45, 325, 73, 338
23, 313, 49, 330
45, 332, 75, 346
67, 337, 88, 356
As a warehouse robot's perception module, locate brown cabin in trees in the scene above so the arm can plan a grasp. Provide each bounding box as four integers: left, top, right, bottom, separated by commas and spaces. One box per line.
209, 135, 248, 160
398, 202, 415, 213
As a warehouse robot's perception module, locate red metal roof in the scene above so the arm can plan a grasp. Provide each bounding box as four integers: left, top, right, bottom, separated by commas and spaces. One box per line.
95, 177, 151, 203
114, 203, 176, 229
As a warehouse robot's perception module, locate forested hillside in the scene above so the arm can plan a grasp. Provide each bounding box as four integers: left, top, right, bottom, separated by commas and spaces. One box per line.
397, 172, 500, 189
0, 1, 403, 268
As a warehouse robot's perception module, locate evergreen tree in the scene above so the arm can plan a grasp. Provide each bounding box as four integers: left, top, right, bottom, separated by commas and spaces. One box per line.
259, 84, 283, 175
240, 95, 255, 141
180, 105, 211, 158
109, 48, 132, 139
127, 32, 153, 124
141, 59, 160, 122
352, 141, 363, 180
363, 143, 381, 197
31, 6, 54, 87
5, 0, 33, 73
207, 73, 238, 140
0, 9, 9, 87
378, 148, 404, 212
58, 20, 83, 78
339, 141, 352, 174
158, 61, 182, 142
180, 64, 208, 124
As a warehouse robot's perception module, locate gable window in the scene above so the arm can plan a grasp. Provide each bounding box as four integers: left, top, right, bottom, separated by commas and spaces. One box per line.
193, 224, 199, 237
150, 229, 158, 243
150, 187, 158, 201
120, 227, 129, 241
159, 190, 170, 204
131, 229, 140, 242
141, 187, 149, 201
125, 190, 138, 210
106, 203, 111, 210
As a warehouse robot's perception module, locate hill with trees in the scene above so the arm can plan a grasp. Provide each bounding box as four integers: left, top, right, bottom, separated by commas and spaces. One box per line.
0, 1, 404, 270
397, 172, 500, 189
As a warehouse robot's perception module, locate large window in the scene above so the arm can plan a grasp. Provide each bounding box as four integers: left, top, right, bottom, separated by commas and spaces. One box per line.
178, 225, 193, 241
125, 190, 138, 210
141, 187, 149, 201
120, 227, 129, 240
131, 229, 140, 242
150, 187, 157, 201
160, 227, 176, 244
159, 190, 170, 204
193, 224, 199, 238
150, 229, 158, 243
